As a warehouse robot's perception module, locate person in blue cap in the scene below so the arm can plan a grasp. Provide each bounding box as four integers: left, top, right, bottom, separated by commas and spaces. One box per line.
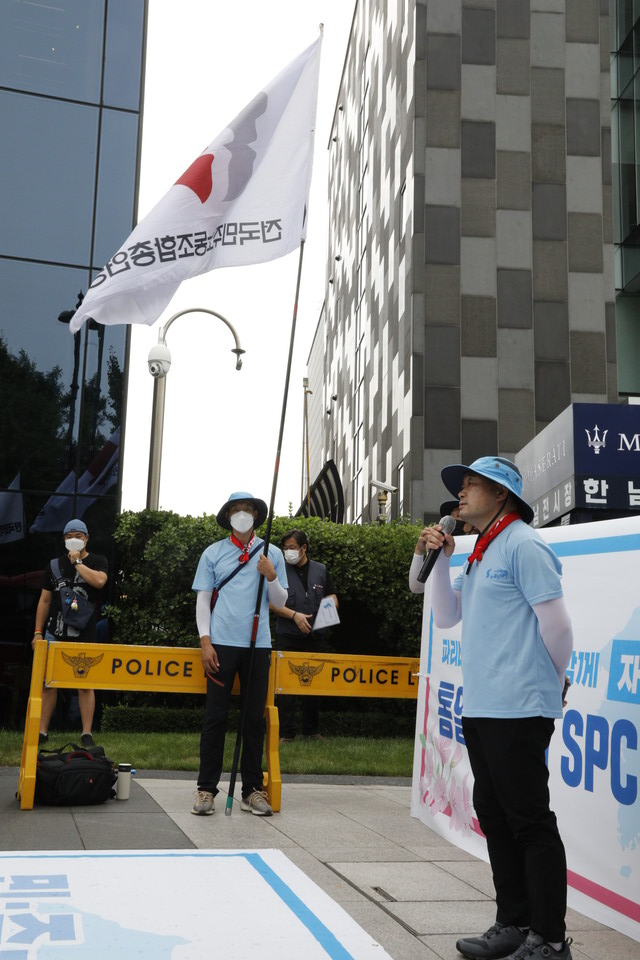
191, 492, 288, 817
32, 518, 108, 748
412, 457, 574, 960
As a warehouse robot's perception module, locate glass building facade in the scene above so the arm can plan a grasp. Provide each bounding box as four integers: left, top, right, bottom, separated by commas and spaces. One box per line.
0, 0, 147, 726
611, 0, 640, 395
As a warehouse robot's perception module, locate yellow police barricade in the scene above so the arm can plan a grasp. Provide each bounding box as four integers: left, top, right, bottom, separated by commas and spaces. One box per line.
18, 639, 419, 811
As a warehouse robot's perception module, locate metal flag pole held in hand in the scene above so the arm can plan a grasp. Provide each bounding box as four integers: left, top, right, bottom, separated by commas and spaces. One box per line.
225, 241, 306, 816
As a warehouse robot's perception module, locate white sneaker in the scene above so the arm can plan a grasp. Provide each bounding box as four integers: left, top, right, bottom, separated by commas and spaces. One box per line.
240, 789, 273, 816
191, 790, 215, 815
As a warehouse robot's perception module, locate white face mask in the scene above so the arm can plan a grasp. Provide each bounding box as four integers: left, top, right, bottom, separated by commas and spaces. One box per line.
284, 548, 301, 565
230, 510, 254, 534
65, 537, 85, 552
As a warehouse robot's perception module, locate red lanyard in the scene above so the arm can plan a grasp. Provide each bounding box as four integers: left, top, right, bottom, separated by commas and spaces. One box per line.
230, 532, 255, 563
466, 512, 520, 569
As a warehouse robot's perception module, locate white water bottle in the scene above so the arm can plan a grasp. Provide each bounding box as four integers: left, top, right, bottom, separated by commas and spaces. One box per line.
116, 763, 132, 800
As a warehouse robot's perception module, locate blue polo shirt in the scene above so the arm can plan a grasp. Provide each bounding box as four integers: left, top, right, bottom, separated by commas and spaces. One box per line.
192, 538, 287, 648
453, 521, 564, 718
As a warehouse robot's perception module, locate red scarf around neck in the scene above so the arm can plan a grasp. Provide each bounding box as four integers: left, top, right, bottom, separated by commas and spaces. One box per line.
230, 532, 255, 563
466, 511, 520, 570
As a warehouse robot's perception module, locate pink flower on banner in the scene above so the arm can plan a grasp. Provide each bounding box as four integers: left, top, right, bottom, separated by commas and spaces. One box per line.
430, 773, 449, 814
451, 743, 464, 768
449, 774, 474, 834
433, 735, 452, 768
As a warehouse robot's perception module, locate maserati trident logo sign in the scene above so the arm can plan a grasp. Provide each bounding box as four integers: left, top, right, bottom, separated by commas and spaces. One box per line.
585, 424, 608, 454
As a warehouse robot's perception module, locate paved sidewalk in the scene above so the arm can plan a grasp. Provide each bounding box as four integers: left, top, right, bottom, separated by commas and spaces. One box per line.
1, 767, 637, 960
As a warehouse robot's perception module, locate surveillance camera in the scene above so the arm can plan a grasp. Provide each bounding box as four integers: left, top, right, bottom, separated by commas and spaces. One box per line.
370, 479, 398, 494
147, 342, 172, 379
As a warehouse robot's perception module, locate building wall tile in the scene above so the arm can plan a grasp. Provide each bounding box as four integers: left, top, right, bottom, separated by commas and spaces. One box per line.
462, 295, 498, 356
497, 267, 533, 328
532, 183, 567, 239
461, 178, 497, 236
534, 301, 570, 360
497, 150, 531, 210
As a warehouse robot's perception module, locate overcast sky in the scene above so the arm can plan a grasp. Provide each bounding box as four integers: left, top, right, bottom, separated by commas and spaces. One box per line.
120, 0, 355, 519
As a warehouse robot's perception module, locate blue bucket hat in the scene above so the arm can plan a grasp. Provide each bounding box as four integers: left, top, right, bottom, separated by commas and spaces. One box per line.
63, 519, 88, 535
441, 457, 534, 525
216, 491, 268, 531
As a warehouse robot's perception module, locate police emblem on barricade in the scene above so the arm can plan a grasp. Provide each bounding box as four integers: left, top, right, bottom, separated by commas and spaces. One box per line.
288, 660, 325, 687
61, 651, 104, 679
585, 424, 608, 454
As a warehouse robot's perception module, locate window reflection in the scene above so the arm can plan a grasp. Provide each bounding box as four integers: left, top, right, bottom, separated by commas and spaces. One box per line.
0, 0, 104, 102
104, 0, 145, 110
0, 91, 98, 264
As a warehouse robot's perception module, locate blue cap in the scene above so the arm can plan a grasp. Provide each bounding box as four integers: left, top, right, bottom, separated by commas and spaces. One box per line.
441, 457, 534, 525
216, 491, 268, 531
63, 519, 88, 535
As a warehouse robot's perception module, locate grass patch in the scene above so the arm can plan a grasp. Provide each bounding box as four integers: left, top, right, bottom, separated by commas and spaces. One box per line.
0, 730, 413, 778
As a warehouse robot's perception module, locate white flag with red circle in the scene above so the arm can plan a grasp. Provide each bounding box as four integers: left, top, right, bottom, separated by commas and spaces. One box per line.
69, 36, 322, 333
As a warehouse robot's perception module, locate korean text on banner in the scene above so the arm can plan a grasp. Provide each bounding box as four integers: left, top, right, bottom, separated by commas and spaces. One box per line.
69, 36, 322, 334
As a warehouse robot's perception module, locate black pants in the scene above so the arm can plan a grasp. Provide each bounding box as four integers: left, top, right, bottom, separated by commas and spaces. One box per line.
273, 632, 329, 738
197, 645, 270, 800
277, 691, 320, 739
462, 716, 567, 943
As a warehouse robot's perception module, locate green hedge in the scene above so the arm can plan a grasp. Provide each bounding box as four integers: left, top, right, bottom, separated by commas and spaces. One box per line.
101, 701, 417, 738
107, 511, 425, 660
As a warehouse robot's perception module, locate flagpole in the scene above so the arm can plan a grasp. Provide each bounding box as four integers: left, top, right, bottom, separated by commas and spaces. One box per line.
225, 239, 306, 815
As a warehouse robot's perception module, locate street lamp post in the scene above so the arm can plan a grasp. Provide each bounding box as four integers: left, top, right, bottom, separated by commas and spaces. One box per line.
146, 308, 245, 510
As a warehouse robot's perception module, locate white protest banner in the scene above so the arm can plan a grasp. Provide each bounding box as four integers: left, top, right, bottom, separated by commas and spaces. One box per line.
0, 849, 390, 959
411, 516, 640, 941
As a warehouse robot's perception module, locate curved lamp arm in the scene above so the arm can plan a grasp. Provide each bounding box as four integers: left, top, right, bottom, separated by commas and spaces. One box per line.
159, 307, 245, 370
146, 307, 245, 510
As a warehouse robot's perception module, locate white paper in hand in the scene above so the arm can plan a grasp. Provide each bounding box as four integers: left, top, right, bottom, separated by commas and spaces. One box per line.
312, 596, 340, 631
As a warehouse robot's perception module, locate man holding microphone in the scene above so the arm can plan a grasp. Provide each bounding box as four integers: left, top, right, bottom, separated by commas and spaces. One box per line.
411, 457, 573, 960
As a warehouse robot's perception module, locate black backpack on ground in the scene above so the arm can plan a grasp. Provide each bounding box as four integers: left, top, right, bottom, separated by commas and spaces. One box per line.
34, 742, 117, 806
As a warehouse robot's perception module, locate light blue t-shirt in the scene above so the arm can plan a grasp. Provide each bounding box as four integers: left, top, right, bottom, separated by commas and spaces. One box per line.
192, 538, 287, 648
453, 521, 564, 719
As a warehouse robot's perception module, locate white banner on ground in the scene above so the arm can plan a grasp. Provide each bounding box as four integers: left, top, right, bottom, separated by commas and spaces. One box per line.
411, 516, 640, 942
0, 849, 390, 959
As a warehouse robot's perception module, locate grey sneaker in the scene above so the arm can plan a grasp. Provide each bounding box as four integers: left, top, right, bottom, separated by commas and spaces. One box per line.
80, 733, 96, 748
191, 790, 215, 816
505, 933, 573, 960
240, 789, 273, 816
457, 923, 528, 959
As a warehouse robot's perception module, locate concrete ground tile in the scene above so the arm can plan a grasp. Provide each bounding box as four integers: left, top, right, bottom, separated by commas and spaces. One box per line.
335, 812, 436, 847
404, 842, 480, 861
420, 932, 483, 960
569, 932, 640, 960
565, 906, 613, 932
72, 810, 194, 849
328, 860, 488, 903
175, 813, 298, 850
309, 844, 416, 862
282, 847, 369, 903
435, 859, 495, 897
389, 898, 497, 935
345, 901, 444, 959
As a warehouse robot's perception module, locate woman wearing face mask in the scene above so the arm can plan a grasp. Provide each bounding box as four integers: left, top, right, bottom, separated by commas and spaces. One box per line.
32, 519, 108, 748
271, 530, 338, 744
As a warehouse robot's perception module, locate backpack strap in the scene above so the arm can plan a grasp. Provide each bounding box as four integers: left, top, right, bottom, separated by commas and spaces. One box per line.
210, 541, 264, 611
51, 558, 69, 589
